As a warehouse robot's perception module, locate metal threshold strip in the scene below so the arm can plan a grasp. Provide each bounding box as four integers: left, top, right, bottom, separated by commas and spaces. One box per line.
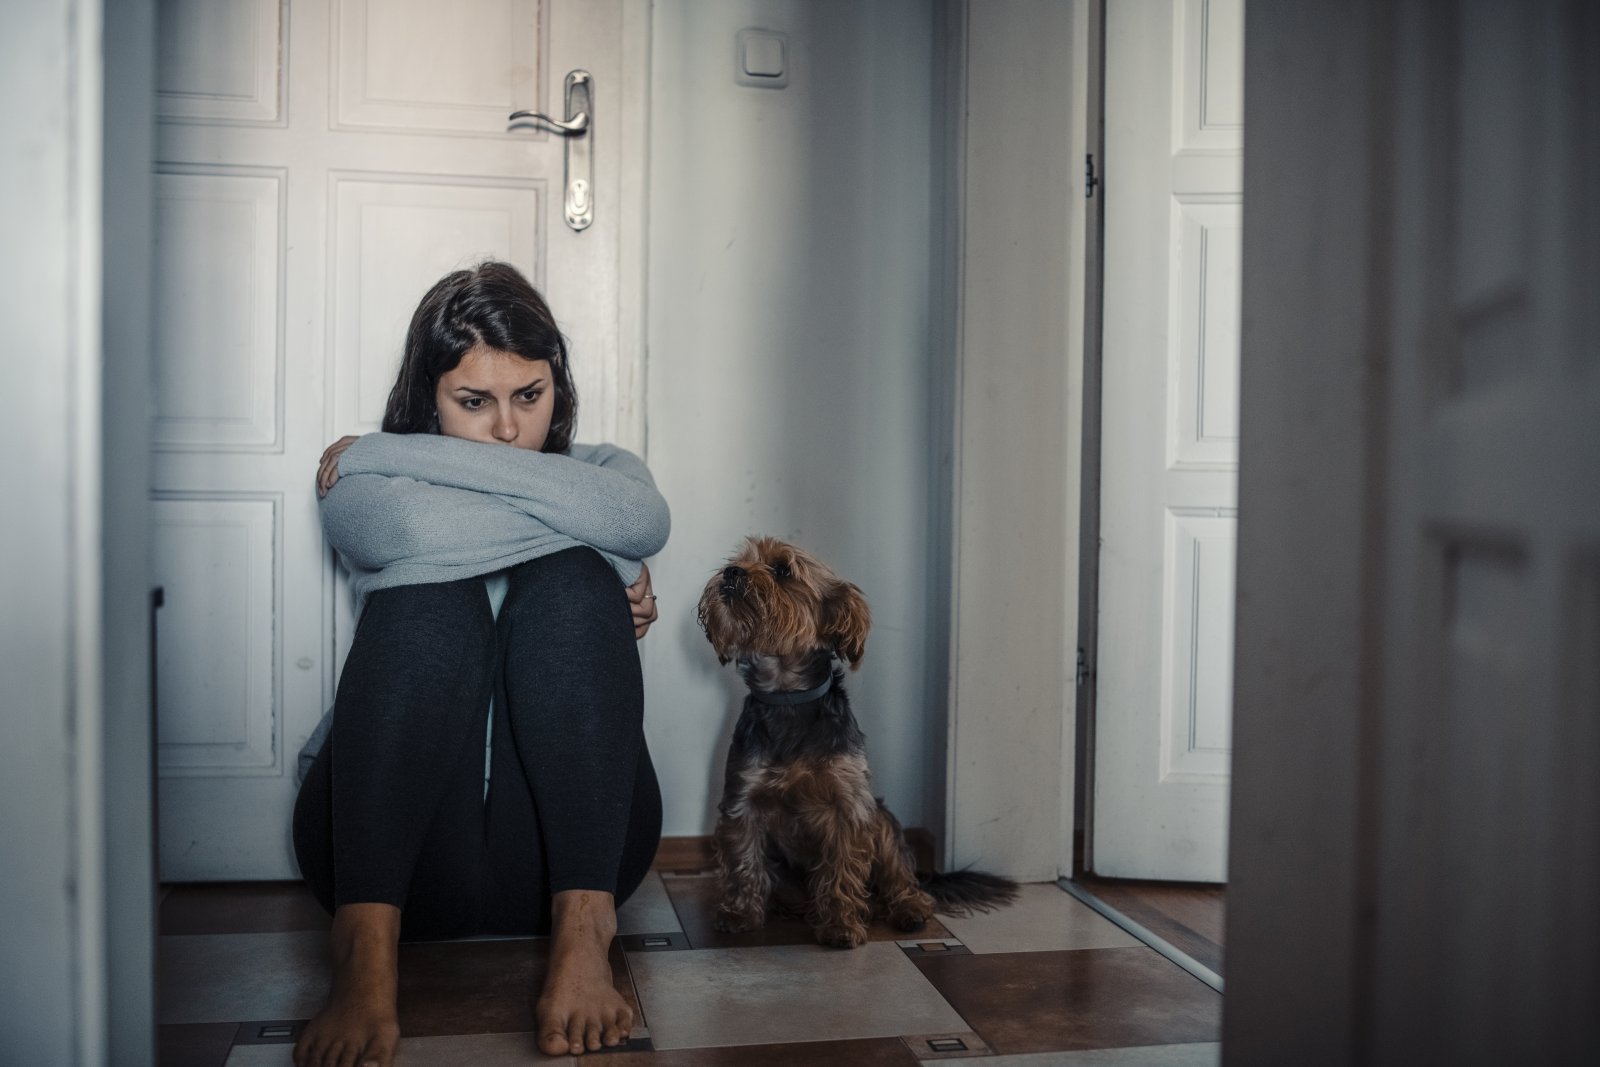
1057, 877, 1225, 994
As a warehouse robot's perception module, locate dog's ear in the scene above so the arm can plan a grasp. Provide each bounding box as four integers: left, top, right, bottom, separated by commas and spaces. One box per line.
823, 580, 870, 669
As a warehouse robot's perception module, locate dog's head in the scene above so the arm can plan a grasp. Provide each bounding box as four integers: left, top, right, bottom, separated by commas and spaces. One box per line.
696, 536, 870, 672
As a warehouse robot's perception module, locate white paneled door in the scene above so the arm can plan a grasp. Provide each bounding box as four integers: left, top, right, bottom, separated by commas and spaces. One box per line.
1092, 0, 1242, 882
153, 0, 644, 879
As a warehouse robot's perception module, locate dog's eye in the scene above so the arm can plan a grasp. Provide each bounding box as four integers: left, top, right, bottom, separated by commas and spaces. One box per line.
771, 560, 791, 580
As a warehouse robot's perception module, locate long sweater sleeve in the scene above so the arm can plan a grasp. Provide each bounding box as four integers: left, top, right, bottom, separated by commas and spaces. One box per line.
318, 435, 669, 603
335, 433, 671, 560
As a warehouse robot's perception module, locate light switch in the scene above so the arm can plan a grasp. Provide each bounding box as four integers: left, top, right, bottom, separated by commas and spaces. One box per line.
743, 35, 784, 77
736, 29, 788, 89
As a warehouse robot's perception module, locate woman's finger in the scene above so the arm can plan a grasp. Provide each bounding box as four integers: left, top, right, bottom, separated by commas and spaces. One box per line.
628, 563, 653, 601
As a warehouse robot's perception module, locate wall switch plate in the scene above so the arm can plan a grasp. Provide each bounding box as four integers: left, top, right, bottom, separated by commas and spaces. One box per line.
736, 29, 788, 88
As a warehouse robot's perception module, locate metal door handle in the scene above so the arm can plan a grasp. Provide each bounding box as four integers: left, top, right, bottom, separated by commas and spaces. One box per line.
509, 70, 594, 231
507, 108, 588, 133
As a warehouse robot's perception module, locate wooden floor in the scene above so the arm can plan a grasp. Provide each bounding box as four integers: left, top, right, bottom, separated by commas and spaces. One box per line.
1072, 876, 1226, 977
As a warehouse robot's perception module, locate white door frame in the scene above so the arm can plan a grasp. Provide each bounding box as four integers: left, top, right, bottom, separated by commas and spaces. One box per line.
943, 0, 1092, 883
1, 0, 157, 1062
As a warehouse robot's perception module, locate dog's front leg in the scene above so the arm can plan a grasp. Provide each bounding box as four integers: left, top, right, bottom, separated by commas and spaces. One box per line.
712, 797, 771, 934
800, 786, 875, 949
871, 805, 936, 932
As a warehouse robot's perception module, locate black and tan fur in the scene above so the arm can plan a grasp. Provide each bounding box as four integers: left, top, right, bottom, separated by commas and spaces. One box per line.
697, 536, 1017, 948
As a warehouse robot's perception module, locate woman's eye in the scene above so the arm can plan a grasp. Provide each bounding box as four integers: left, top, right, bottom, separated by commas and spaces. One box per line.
519, 390, 544, 403
772, 561, 791, 580
462, 397, 486, 410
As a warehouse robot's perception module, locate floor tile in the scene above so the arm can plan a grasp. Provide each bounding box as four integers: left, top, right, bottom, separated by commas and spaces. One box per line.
628, 941, 967, 1050
160, 883, 330, 936
396, 937, 644, 1040
158, 932, 330, 1025
938, 1045, 1221, 1067
157, 1021, 239, 1067
914, 947, 1221, 1055
393, 937, 544, 1038
936, 884, 1141, 955
160, 930, 642, 1042
662, 873, 954, 950
602, 1036, 923, 1066
616, 871, 683, 936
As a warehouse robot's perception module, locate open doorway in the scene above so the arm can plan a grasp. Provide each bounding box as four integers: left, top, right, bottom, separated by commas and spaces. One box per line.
1066, 0, 1241, 990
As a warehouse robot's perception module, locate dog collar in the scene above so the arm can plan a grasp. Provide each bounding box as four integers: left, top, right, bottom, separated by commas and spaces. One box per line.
751, 673, 835, 705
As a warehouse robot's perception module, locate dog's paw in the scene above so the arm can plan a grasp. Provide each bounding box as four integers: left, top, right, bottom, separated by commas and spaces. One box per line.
714, 908, 763, 934
889, 909, 930, 933
888, 891, 936, 932
815, 923, 869, 949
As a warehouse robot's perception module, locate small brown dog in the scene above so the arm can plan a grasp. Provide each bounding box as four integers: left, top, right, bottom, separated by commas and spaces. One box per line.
697, 536, 1016, 948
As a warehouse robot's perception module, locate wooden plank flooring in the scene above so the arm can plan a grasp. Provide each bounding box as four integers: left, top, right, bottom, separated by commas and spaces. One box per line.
1072, 876, 1226, 977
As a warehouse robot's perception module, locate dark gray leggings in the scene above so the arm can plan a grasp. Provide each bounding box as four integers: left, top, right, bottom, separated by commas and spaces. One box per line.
292, 547, 662, 941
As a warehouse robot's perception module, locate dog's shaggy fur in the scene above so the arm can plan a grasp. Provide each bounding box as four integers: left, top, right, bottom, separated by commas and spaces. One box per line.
697, 536, 1017, 948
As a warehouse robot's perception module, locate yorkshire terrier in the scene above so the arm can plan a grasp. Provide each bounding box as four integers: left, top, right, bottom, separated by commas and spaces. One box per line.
697, 536, 1017, 948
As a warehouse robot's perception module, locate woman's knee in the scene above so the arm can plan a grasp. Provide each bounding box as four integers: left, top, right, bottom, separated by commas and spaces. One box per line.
501, 548, 634, 640
505, 547, 620, 601
363, 577, 495, 634
352, 578, 495, 665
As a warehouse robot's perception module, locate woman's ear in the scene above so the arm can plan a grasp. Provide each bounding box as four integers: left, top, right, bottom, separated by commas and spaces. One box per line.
823, 581, 870, 669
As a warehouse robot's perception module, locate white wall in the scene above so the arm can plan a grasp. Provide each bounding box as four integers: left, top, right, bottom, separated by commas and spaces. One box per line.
643, 0, 940, 835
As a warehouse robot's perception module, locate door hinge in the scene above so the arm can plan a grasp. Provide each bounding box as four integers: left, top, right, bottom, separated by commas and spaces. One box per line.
1076, 648, 1093, 687
1085, 154, 1099, 198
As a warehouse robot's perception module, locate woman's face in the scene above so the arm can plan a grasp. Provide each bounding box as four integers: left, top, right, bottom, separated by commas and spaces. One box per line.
434, 344, 555, 450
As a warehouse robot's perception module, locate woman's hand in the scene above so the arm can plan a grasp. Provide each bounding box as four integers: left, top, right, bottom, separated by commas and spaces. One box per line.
317, 435, 361, 498
626, 563, 659, 640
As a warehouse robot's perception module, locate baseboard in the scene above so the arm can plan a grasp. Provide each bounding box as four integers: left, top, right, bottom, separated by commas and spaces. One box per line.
652, 828, 937, 873
650, 835, 716, 872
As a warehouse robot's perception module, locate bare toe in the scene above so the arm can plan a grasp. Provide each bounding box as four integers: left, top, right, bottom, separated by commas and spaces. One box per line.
537, 1024, 570, 1057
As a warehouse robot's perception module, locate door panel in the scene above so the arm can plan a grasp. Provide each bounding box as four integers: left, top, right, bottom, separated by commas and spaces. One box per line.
153, 497, 278, 773
332, 0, 543, 134
330, 176, 546, 432
154, 0, 636, 879
152, 166, 285, 450
1091, 0, 1242, 881
1368, 4, 1600, 1057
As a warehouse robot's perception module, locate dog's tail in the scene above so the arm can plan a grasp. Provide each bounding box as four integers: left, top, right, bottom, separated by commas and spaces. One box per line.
917, 868, 1020, 915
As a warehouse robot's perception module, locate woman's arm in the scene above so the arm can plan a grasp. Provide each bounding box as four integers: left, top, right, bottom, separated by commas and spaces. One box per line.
334, 433, 671, 560
320, 472, 557, 570
319, 472, 641, 585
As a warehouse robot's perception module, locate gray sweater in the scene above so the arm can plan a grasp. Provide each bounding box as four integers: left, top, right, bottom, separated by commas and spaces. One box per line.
322, 432, 671, 601
298, 432, 671, 779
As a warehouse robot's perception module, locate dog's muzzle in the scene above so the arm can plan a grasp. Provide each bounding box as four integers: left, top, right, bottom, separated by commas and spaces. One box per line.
719, 565, 747, 601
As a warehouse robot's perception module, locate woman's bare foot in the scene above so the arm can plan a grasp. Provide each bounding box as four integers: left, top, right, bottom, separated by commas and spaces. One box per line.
535, 889, 633, 1056
295, 903, 402, 1067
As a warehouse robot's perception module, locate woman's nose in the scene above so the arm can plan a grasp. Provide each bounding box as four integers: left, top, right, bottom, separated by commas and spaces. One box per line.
491, 407, 518, 442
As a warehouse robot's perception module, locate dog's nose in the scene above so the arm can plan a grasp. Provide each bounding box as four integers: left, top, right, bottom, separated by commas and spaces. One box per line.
722, 565, 746, 583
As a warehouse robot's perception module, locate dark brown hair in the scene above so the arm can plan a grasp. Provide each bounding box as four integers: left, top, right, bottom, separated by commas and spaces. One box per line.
381, 261, 578, 452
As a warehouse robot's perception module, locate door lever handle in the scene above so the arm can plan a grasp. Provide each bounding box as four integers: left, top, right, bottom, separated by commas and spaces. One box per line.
507, 70, 594, 231
507, 108, 589, 134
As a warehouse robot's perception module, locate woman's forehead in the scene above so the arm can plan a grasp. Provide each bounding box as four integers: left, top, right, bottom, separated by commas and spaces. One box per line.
442, 346, 551, 389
